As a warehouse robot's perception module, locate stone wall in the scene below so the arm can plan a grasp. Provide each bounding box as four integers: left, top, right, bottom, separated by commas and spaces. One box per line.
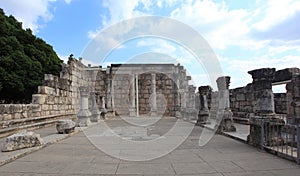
0, 57, 87, 131
286, 74, 300, 124
228, 68, 299, 118
0, 73, 75, 132
92, 64, 193, 117
229, 84, 254, 118
274, 93, 287, 114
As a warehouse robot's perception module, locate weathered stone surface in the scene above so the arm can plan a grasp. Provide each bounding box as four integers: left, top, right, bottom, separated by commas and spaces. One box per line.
56, 119, 76, 134
77, 86, 91, 126
247, 116, 285, 147
2, 131, 43, 152
197, 86, 212, 125
215, 76, 236, 132
273, 67, 300, 83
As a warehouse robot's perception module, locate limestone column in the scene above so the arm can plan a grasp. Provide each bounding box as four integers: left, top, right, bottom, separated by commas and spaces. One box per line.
77, 86, 91, 126
174, 72, 181, 117
106, 76, 112, 110
135, 74, 139, 117
187, 85, 197, 120
99, 96, 107, 119
106, 74, 115, 117
111, 77, 115, 111
248, 68, 276, 115
215, 76, 236, 132
150, 73, 157, 116
247, 68, 284, 146
129, 74, 136, 116
180, 77, 188, 118
90, 92, 100, 122
196, 86, 212, 125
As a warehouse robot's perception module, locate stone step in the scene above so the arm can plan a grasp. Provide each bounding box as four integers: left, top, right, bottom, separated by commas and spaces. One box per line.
233, 116, 249, 125
0, 114, 76, 138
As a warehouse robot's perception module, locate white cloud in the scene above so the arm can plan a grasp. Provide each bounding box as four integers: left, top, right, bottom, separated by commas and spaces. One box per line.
170, 0, 251, 50
0, 0, 56, 33
0, 0, 73, 33
225, 54, 300, 89
136, 38, 196, 65
253, 0, 300, 32
64, 0, 72, 4
87, 0, 300, 90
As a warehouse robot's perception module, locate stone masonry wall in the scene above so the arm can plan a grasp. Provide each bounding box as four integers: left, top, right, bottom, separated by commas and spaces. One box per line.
274, 93, 287, 114
0, 57, 90, 127
229, 84, 254, 118
0, 74, 75, 127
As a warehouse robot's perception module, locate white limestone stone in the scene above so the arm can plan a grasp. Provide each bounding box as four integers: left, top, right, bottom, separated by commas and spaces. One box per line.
2, 131, 43, 152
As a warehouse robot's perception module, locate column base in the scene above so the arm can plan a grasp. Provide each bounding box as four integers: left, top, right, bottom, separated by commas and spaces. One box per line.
100, 108, 107, 119
77, 116, 91, 127
90, 113, 100, 122
77, 110, 91, 127
91, 108, 101, 122
216, 110, 236, 132
129, 108, 136, 117
150, 110, 157, 117
196, 110, 210, 126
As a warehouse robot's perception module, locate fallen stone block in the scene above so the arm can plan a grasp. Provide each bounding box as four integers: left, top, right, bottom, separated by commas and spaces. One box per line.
56, 119, 76, 134
2, 131, 43, 152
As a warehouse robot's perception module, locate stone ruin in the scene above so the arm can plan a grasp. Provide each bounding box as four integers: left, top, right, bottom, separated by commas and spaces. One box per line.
0, 56, 300, 150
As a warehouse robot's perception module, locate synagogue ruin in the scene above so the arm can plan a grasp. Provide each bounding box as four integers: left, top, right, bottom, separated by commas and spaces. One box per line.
1, 57, 300, 162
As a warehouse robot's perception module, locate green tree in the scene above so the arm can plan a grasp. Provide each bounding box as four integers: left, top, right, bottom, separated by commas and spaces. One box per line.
0, 8, 62, 103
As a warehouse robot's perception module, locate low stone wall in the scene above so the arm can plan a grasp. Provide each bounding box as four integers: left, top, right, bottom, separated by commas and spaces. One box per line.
0, 73, 76, 132
0, 104, 39, 121
229, 84, 254, 118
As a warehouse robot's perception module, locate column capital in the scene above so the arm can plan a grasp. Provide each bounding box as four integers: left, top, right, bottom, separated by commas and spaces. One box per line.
248, 68, 276, 82
198, 85, 212, 95
79, 86, 89, 96
216, 76, 230, 90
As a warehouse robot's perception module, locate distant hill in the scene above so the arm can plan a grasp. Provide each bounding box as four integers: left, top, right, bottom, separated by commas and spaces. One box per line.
0, 8, 62, 103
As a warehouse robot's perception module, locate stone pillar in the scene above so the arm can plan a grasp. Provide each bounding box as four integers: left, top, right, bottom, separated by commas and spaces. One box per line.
196, 86, 212, 125
173, 69, 181, 117
129, 74, 136, 117
111, 78, 115, 111
249, 68, 276, 115
136, 74, 139, 117
106, 76, 112, 110
99, 96, 106, 119
185, 85, 197, 120
106, 74, 115, 117
247, 68, 284, 146
215, 76, 236, 132
180, 77, 188, 118
90, 92, 100, 122
77, 86, 91, 126
150, 73, 157, 116
286, 75, 300, 125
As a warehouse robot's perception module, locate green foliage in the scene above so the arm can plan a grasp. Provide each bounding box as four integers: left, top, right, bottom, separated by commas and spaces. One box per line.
0, 8, 62, 103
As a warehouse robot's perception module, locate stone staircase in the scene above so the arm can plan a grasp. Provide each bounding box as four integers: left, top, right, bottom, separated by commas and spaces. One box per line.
0, 113, 76, 138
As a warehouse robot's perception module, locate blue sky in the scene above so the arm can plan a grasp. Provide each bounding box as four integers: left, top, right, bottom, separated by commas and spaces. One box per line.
0, 0, 299, 92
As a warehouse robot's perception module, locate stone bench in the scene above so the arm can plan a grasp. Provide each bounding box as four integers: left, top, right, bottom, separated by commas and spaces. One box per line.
0, 114, 76, 138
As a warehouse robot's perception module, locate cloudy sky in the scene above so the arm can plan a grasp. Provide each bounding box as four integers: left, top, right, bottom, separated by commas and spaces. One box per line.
0, 0, 299, 91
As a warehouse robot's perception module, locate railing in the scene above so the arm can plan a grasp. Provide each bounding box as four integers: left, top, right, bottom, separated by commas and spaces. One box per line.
260, 117, 300, 164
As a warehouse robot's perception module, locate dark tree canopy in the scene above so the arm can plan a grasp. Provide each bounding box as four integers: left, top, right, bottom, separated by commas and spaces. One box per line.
0, 8, 62, 103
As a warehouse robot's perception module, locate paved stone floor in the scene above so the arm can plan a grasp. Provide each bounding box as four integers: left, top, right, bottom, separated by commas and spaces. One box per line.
0, 117, 299, 176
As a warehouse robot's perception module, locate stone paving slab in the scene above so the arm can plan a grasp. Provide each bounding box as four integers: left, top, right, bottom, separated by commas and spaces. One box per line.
0, 125, 82, 166
0, 117, 299, 175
